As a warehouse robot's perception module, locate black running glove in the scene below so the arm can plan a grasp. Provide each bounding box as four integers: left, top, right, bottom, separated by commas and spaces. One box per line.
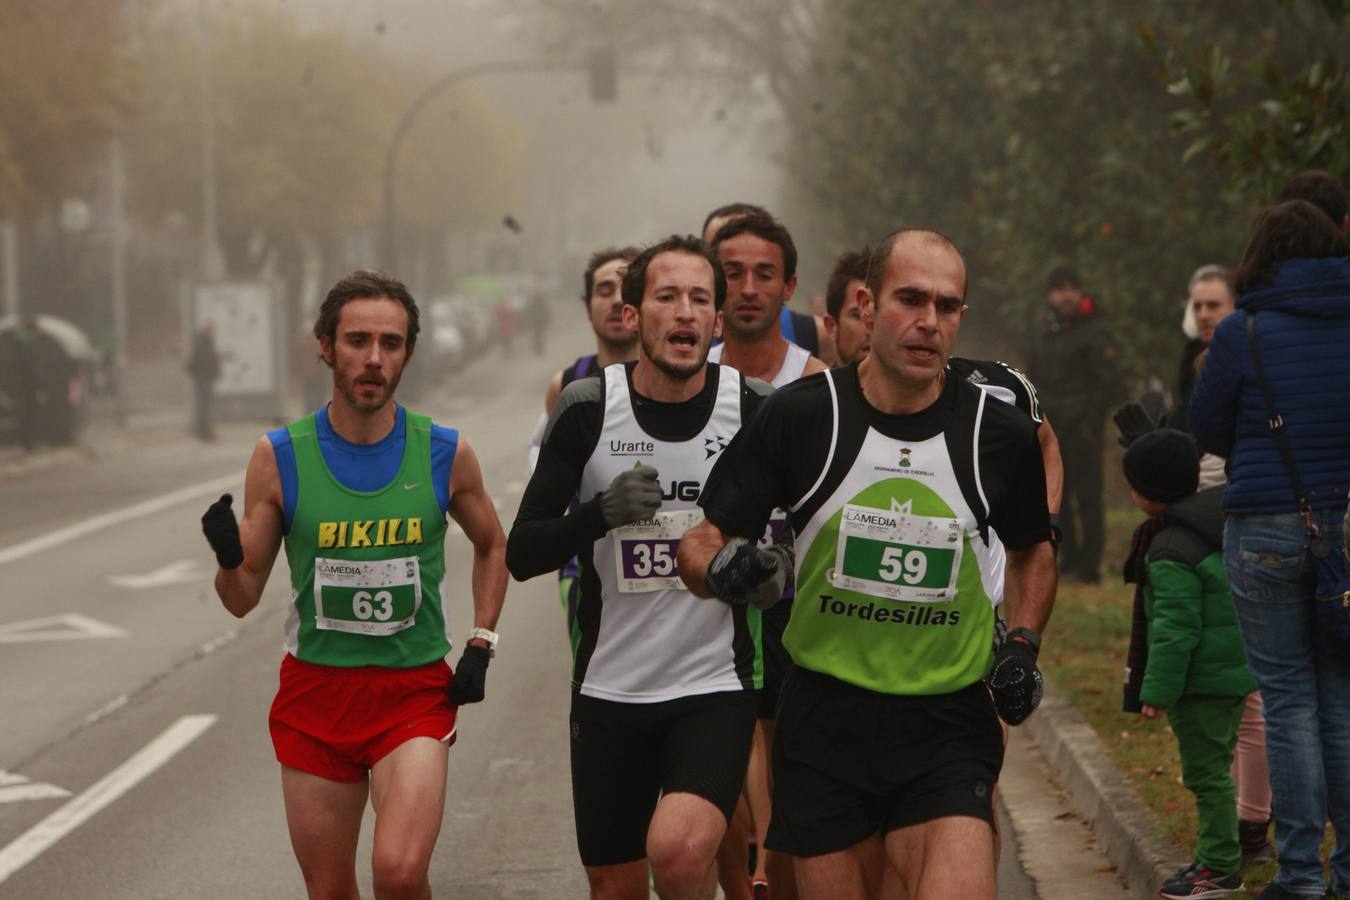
705, 538, 791, 610
988, 631, 1044, 726
1112, 402, 1157, 448
201, 493, 244, 570
599, 466, 663, 528
449, 644, 490, 705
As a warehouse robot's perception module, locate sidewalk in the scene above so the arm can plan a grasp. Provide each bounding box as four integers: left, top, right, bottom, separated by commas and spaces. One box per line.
1022, 682, 1188, 899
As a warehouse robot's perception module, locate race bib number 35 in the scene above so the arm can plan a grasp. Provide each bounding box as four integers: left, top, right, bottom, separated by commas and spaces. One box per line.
833, 504, 962, 603
611, 508, 704, 593
313, 557, 422, 636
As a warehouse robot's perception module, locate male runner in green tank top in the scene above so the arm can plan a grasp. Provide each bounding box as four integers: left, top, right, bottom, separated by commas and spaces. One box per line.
679, 230, 1057, 900
199, 270, 508, 900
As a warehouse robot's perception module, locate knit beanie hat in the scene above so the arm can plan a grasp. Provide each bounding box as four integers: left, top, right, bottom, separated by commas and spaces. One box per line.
1123, 428, 1199, 504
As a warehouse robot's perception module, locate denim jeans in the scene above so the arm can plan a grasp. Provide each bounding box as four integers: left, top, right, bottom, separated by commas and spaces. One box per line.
1225, 510, 1350, 894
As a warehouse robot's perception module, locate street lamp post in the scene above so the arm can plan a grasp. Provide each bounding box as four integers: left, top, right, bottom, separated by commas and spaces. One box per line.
380, 57, 611, 274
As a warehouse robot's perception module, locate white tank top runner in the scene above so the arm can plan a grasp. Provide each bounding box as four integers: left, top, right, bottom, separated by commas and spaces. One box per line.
707, 340, 811, 388
576, 363, 751, 702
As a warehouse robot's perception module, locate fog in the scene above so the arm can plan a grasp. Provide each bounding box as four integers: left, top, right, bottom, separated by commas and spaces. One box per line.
0, 0, 1336, 449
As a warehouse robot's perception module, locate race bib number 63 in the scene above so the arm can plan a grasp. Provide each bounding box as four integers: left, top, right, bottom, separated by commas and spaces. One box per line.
313, 557, 422, 636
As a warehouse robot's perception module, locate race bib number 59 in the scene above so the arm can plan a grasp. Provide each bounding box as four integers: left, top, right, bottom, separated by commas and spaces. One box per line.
313, 557, 421, 636
611, 508, 704, 593
832, 504, 962, 603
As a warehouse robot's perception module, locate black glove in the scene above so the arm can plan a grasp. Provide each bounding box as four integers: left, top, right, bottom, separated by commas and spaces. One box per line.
201, 493, 244, 570
1112, 402, 1157, 448
705, 538, 791, 610
449, 644, 491, 705
599, 466, 663, 528
988, 630, 1044, 725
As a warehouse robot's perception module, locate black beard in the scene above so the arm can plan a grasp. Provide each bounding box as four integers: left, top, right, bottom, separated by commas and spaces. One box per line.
724, 300, 782, 340
640, 332, 706, 381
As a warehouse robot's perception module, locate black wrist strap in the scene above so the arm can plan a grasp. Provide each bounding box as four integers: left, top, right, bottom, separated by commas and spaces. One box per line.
1246, 312, 1318, 538
1006, 627, 1041, 656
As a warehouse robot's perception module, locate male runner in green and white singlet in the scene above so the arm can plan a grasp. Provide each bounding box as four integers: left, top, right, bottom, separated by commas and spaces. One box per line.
199, 270, 508, 900
679, 230, 1057, 900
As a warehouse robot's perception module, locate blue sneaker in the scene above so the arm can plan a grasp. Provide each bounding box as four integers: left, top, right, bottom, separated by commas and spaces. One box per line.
1159, 862, 1243, 899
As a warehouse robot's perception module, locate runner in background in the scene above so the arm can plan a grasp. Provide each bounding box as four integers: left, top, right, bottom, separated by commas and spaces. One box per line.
702, 203, 836, 365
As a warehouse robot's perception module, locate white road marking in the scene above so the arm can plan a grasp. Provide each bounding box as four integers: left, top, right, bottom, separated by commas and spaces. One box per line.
0, 613, 128, 644
0, 473, 238, 568
195, 629, 238, 657
0, 714, 217, 883
0, 784, 71, 805
78, 695, 129, 730
107, 559, 210, 589
0, 772, 27, 787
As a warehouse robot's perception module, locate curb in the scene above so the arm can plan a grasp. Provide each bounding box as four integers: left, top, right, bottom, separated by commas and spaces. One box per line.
1023, 681, 1186, 900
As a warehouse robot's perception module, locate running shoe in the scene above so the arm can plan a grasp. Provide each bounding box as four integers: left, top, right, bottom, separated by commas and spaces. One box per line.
750, 879, 769, 900
1159, 862, 1242, 898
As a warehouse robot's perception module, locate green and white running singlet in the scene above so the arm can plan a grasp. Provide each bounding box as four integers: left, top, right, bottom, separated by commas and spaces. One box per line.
700, 363, 1049, 696
283, 411, 451, 668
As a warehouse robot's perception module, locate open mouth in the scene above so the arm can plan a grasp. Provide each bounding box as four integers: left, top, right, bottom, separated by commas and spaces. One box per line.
668, 330, 698, 349
904, 344, 939, 362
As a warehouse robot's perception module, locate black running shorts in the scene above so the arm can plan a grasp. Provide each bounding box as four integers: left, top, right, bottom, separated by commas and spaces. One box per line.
569, 688, 759, 867
765, 667, 1003, 857
758, 601, 793, 719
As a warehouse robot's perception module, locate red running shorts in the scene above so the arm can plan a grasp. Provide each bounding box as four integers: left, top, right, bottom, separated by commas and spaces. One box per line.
269, 654, 457, 783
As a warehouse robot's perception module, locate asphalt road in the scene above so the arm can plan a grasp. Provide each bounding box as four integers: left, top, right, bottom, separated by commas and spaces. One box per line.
0, 321, 1110, 898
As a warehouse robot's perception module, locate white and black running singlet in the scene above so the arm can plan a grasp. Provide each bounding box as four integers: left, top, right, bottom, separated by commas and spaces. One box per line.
707, 340, 811, 389
509, 362, 772, 702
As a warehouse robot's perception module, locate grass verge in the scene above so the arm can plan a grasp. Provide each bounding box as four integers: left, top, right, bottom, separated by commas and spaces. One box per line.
1039, 500, 1340, 896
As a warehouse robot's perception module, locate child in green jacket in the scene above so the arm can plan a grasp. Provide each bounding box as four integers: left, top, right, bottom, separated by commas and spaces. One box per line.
1123, 428, 1257, 900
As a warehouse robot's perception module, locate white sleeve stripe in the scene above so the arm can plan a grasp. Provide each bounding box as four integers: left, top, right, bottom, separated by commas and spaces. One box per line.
790, 369, 839, 514
971, 389, 990, 521
1004, 364, 1042, 423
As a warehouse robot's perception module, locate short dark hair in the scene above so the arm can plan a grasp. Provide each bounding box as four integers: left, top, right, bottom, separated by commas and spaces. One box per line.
1234, 199, 1350, 294
581, 246, 640, 305
313, 270, 419, 363
1278, 170, 1349, 227
711, 213, 798, 281
825, 247, 871, 320
1045, 265, 1082, 292
621, 235, 727, 311
865, 228, 967, 300
701, 202, 771, 237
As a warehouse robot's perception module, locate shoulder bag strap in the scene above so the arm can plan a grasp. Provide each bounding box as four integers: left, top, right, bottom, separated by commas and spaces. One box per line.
1245, 311, 1318, 536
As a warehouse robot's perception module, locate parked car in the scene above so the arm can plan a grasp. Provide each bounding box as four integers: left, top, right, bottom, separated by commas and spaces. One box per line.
0, 314, 100, 446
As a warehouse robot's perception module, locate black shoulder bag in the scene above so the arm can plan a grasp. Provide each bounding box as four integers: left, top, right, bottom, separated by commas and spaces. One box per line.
1246, 312, 1350, 649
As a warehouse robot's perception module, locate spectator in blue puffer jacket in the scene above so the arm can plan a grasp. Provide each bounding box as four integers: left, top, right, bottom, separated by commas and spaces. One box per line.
1190, 196, 1350, 900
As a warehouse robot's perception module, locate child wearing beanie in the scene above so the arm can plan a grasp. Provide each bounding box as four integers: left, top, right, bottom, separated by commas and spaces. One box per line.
1121, 428, 1257, 899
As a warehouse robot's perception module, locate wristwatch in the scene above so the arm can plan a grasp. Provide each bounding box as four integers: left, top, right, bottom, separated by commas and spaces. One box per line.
467, 626, 499, 658
1047, 513, 1063, 548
